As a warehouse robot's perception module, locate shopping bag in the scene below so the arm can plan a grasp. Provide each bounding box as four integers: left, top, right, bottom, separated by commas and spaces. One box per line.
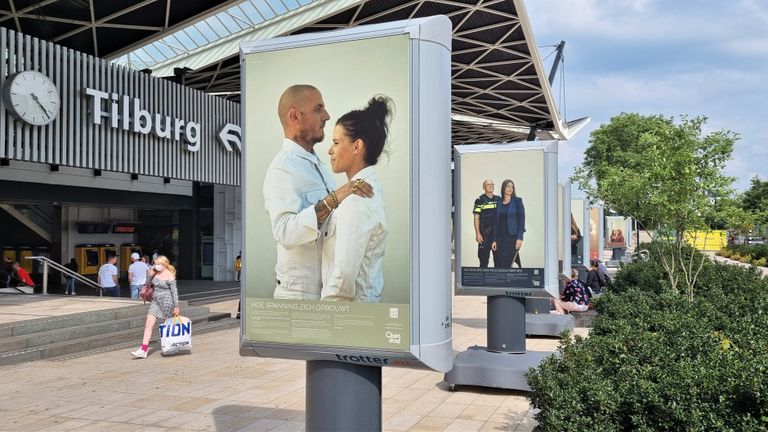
159, 316, 192, 355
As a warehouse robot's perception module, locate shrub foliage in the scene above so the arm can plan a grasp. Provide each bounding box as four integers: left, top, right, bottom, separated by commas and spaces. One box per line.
527, 251, 768, 431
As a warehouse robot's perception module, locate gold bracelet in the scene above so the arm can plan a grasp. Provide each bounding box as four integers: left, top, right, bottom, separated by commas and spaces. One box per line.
329, 191, 339, 209
322, 197, 333, 212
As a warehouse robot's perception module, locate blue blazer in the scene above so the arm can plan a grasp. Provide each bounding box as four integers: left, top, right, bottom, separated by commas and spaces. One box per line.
493, 197, 526, 241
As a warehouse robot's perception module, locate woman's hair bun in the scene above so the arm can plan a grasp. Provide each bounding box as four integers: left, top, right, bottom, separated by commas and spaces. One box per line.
336, 95, 395, 166
364, 96, 393, 125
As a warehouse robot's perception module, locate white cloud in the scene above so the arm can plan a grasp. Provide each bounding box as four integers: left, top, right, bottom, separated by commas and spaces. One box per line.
527, 0, 768, 51
527, 0, 768, 192
719, 37, 768, 56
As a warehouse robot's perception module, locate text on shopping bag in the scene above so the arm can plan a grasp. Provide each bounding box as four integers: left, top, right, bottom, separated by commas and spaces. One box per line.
159, 321, 191, 338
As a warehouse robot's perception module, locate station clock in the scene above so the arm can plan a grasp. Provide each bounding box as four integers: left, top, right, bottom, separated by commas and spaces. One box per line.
2, 70, 60, 126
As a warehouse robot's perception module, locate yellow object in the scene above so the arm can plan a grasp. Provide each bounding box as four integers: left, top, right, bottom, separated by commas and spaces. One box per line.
75, 245, 100, 275
684, 230, 726, 251
98, 244, 118, 267
119, 244, 142, 275
18, 248, 33, 273
235, 257, 242, 272
3, 248, 17, 264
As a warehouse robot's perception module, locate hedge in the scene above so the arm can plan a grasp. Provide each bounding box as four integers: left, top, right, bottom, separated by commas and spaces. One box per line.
717, 244, 768, 267
527, 246, 768, 431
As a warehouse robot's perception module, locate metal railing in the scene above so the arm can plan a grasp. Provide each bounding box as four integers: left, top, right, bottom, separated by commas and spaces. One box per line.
24, 256, 103, 296
0, 268, 33, 293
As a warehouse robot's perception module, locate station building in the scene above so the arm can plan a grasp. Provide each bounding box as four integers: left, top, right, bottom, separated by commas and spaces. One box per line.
0, 0, 586, 288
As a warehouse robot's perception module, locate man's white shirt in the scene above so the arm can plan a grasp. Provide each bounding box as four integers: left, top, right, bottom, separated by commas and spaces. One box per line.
128, 261, 149, 285
98, 263, 118, 288
263, 138, 335, 300
321, 166, 387, 303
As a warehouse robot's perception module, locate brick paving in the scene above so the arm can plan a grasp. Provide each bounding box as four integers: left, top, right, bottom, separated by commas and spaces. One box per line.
0, 296, 587, 431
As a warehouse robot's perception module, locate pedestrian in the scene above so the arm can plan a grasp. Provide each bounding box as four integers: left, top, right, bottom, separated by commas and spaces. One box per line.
131, 255, 179, 359
128, 252, 149, 299
2, 257, 14, 288
235, 251, 242, 319
63, 258, 79, 295
12, 262, 35, 287
98, 253, 120, 297
235, 252, 242, 282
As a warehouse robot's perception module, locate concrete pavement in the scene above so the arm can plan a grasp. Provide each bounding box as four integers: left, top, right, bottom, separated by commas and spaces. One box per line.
0, 296, 587, 432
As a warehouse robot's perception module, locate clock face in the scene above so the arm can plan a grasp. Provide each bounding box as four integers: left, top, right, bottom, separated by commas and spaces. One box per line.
2, 71, 60, 126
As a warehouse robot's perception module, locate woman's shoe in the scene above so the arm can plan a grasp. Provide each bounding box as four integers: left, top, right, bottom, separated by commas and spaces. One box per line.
130, 348, 148, 359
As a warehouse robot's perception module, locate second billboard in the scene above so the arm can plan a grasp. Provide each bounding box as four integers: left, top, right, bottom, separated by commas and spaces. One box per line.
454, 142, 558, 298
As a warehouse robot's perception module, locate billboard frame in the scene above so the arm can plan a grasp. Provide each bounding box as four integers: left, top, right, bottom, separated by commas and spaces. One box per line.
453, 141, 559, 298
238, 16, 453, 373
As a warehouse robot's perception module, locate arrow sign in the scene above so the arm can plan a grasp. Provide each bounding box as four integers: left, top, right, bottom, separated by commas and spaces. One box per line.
218, 123, 242, 152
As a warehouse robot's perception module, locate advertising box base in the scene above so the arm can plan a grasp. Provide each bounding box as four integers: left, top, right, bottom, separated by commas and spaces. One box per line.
444, 346, 551, 392
525, 313, 575, 337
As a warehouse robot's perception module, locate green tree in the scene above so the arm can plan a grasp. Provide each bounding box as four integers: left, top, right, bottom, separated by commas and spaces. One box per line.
572, 113, 738, 300
740, 176, 768, 231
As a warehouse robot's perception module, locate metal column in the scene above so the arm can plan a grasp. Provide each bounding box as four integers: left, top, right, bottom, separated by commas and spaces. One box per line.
306, 360, 382, 432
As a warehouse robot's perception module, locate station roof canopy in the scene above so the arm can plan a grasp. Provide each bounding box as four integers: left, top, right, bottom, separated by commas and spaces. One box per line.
1, 0, 588, 144
0, 0, 246, 58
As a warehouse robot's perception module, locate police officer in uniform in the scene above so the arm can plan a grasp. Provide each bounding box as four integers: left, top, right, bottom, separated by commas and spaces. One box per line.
473, 179, 501, 267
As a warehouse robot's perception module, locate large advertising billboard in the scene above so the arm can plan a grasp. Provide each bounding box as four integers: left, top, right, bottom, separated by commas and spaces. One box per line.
559, 183, 572, 277
589, 206, 604, 260
571, 198, 586, 267
605, 216, 631, 248
454, 142, 558, 298
240, 17, 453, 372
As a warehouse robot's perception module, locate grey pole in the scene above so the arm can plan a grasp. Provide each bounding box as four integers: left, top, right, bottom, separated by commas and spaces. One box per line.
487, 295, 526, 353
42, 261, 48, 295
306, 360, 382, 432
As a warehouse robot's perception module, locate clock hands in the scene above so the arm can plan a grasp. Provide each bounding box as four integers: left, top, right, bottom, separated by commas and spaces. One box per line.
30, 93, 51, 120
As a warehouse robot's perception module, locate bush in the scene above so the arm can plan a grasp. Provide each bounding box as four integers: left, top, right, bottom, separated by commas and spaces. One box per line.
753, 257, 767, 267
728, 244, 768, 261
739, 254, 752, 264
528, 258, 768, 431
731, 253, 742, 261
720, 249, 732, 258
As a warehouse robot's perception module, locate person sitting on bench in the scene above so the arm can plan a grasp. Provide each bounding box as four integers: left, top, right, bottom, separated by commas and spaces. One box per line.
552, 268, 590, 314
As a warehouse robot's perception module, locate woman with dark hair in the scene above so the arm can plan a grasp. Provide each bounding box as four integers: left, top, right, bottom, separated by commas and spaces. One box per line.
321, 96, 393, 302
491, 179, 525, 268
585, 259, 603, 295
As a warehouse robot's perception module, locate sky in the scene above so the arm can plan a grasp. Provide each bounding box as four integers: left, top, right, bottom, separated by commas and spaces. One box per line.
524, 0, 768, 192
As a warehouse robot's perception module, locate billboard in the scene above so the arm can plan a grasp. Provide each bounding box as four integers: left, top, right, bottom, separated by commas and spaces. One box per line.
559, 183, 572, 276
605, 216, 631, 248
240, 17, 453, 372
589, 206, 604, 260
454, 142, 559, 298
571, 198, 587, 267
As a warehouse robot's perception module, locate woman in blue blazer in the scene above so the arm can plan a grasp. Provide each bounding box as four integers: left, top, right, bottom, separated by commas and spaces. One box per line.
491, 179, 525, 268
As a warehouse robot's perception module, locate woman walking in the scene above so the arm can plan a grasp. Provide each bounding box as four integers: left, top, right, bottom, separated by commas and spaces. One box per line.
131, 255, 179, 359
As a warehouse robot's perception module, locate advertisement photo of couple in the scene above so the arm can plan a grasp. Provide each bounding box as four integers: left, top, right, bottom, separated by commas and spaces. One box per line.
456, 148, 547, 290
472, 178, 526, 269
263, 85, 391, 303
242, 34, 413, 351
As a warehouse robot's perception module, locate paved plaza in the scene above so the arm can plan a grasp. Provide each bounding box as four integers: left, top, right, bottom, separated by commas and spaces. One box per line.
0, 295, 587, 432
